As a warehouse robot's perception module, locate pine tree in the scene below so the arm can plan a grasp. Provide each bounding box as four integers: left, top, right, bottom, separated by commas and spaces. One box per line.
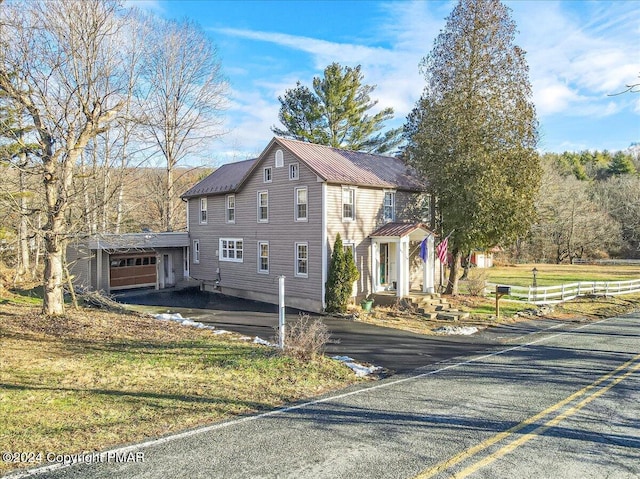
272, 63, 401, 154
404, 0, 540, 294
325, 234, 360, 313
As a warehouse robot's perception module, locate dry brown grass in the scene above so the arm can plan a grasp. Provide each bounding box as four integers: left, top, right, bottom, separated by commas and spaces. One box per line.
0, 294, 357, 474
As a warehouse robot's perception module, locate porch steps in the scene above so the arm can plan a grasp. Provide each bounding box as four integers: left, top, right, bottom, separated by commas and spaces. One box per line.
371, 292, 471, 321
407, 293, 470, 321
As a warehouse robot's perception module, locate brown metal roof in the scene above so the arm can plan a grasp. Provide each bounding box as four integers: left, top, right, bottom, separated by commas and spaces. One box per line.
181, 137, 427, 199
275, 137, 426, 191
181, 158, 257, 198
370, 222, 432, 238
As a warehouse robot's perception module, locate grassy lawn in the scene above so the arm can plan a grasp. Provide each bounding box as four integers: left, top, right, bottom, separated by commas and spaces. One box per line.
359, 263, 640, 335
0, 293, 357, 475
485, 263, 640, 287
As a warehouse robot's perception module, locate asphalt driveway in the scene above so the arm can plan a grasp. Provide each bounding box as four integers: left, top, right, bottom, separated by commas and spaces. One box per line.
115, 287, 557, 374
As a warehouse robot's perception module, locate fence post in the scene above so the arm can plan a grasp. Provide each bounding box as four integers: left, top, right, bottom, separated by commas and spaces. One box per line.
577, 282, 581, 298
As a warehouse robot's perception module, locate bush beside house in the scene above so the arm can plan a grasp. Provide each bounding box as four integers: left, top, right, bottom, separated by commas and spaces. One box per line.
325, 233, 360, 313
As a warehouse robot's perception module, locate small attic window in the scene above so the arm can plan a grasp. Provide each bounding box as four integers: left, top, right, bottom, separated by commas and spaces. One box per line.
275, 149, 284, 168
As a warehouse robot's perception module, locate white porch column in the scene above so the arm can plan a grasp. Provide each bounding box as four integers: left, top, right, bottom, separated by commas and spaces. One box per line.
423, 235, 435, 293
396, 237, 410, 297
371, 240, 379, 293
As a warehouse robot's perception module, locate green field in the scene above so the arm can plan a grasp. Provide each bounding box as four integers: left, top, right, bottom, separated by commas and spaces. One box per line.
485, 263, 640, 287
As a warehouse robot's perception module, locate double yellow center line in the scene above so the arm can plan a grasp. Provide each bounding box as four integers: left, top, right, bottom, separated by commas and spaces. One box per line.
415, 352, 640, 479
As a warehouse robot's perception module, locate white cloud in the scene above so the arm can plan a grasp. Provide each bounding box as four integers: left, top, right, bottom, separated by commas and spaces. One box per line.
212, 0, 639, 158
513, 1, 640, 118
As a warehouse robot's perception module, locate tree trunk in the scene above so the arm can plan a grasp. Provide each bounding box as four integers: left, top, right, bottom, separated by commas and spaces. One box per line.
445, 248, 462, 295
114, 181, 124, 234
17, 161, 31, 279
460, 251, 471, 280
165, 162, 174, 231
43, 231, 65, 316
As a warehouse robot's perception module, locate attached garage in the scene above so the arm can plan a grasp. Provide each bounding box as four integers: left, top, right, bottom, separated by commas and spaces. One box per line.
67, 232, 191, 294
109, 253, 157, 290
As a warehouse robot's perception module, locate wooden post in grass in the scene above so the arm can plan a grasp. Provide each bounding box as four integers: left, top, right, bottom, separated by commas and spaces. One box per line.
279, 276, 286, 349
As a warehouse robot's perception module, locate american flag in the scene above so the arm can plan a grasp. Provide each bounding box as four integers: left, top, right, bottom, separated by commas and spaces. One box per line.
436, 236, 448, 264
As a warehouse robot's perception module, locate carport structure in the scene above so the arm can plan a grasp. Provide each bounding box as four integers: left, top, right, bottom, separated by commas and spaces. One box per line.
67, 232, 190, 293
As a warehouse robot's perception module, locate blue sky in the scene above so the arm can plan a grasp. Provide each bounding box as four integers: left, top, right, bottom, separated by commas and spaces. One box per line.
136, 0, 640, 165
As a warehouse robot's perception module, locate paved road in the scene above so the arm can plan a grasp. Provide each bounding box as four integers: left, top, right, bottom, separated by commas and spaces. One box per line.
9, 308, 639, 479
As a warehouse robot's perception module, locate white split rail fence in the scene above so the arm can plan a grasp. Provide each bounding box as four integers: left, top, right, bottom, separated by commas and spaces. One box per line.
485, 279, 640, 305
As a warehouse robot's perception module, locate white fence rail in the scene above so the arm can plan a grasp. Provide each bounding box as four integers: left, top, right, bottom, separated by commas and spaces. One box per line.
485, 279, 640, 305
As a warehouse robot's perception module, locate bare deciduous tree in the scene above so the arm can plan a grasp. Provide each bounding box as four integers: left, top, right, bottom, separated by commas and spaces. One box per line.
137, 18, 227, 232
0, 0, 134, 315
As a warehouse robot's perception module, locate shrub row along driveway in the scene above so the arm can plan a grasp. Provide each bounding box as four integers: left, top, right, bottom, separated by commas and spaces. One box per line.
116, 288, 559, 374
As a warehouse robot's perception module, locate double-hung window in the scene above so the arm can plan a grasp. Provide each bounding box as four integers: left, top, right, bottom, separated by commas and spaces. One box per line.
257, 191, 268, 222
289, 162, 299, 180
199, 198, 207, 224
342, 187, 356, 221
295, 242, 308, 277
226, 195, 235, 223
258, 241, 269, 274
219, 238, 243, 262
383, 191, 395, 222
263, 167, 272, 183
295, 187, 308, 221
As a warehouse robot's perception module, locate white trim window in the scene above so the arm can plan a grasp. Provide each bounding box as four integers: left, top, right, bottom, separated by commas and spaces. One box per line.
257, 190, 268, 222
219, 238, 243, 262
383, 191, 395, 222
263, 167, 272, 183
199, 198, 207, 224
295, 187, 308, 221
275, 149, 284, 168
295, 242, 308, 277
289, 162, 299, 180
192, 240, 200, 264
343, 241, 356, 260
258, 241, 269, 274
226, 194, 235, 223
342, 187, 356, 221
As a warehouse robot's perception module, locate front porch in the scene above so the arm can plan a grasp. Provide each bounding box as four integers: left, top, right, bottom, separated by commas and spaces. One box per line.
370, 222, 436, 299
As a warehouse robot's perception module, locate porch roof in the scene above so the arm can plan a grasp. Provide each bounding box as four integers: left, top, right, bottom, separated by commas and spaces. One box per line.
370, 222, 433, 239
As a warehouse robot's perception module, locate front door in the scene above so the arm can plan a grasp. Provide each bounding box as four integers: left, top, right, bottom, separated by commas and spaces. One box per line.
380, 243, 389, 285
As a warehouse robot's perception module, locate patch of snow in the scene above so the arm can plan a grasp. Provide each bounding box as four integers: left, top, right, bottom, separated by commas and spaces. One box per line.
154, 313, 184, 321
331, 355, 382, 377
253, 336, 277, 347
152, 313, 218, 332
433, 326, 478, 335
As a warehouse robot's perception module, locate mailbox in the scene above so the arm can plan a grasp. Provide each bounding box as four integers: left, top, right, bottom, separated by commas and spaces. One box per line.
496, 285, 511, 295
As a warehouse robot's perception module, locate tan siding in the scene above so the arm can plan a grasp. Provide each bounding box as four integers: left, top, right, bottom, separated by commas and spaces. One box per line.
66, 244, 91, 290
187, 145, 323, 307
325, 185, 389, 298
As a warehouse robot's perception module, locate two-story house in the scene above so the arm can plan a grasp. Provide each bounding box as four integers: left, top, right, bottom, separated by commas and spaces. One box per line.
182, 137, 437, 313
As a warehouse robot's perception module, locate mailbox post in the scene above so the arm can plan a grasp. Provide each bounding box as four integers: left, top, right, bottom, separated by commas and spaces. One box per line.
495, 285, 511, 318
